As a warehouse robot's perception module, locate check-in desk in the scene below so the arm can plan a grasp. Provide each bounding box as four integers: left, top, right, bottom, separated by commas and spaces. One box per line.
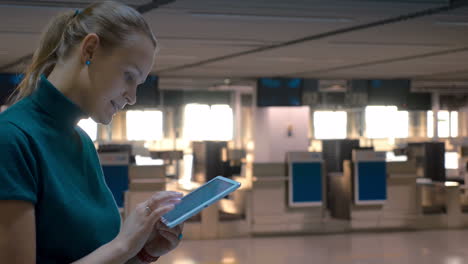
381, 161, 420, 229
353, 150, 387, 205
99, 152, 130, 219
288, 152, 325, 207
123, 165, 166, 219
330, 149, 466, 231
348, 150, 387, 229
457, 185, 468, 227
456, 146, 468, 227
249, 153, 344, 235
99, 151, 169, 221
329, 150, 420, 230
349, 151, 455, 230
218, 176, 251, 239
415, 179, 464, 229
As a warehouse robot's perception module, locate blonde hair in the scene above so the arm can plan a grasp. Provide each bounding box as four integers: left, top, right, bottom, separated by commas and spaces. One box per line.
7, 0, 157, 105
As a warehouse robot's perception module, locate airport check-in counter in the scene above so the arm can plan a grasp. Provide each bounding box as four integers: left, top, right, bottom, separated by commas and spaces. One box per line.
385, 150, 468, 230
352, 150, 387, 205
328, 147, 468, 231
459, 146, 468, 214
403, 169, 468, 229
103, 148, 468, 238
329, 149, 420, 230
405, 142, 468, 228
217, 176, 251, 239
124, 164, 166, 219
250, 152, 341, 235
99, 150, 168, 220
328, 150, 388, 229
414, 179, 465, 229
349, 149, 458, 230
287, 152, 325, 207
99, 152, 130, 218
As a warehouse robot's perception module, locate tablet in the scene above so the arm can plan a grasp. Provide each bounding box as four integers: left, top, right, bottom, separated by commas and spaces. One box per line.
161, 176, 241, 228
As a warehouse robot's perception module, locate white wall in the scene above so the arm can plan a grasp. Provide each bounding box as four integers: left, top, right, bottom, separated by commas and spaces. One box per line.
254, 106, 310, 163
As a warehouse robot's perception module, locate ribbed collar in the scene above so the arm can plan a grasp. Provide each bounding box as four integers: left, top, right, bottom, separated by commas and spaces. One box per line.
30, 75, 87, 129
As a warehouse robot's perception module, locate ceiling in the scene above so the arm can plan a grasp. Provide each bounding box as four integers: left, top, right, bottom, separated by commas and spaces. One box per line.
1, 0, 468, 89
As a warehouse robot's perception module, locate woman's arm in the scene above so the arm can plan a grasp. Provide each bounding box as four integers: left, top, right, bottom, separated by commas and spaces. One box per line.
71, 237, 132, 264
126, 256, 145, 264
0, 200, 133, 264
0, 201, 36, 263
0, 192, 181, 264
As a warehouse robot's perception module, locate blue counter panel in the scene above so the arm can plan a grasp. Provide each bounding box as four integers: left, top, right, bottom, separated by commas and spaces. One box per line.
356, 162, 387, 202
102, 165, 129, 208
291, 162, 322, 204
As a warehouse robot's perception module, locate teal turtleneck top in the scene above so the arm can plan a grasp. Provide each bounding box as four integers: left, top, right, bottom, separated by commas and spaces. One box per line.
0, 76, 121, 263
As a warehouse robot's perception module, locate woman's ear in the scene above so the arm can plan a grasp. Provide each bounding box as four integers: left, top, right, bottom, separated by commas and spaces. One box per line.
80, 33, 100, 65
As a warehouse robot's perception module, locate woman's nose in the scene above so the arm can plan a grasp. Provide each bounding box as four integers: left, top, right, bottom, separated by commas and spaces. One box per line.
123, 90, 137, 106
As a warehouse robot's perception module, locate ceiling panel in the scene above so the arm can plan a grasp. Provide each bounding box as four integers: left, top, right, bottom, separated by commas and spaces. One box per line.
0, 0, 148, 7
0, 0, 467, 85
304, 49, 468, 79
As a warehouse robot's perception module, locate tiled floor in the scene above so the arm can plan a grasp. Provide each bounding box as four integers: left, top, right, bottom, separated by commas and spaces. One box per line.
158, 230, 468, 264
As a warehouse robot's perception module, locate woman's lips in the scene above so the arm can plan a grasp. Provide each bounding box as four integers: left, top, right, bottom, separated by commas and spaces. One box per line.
111, 100, 118, 113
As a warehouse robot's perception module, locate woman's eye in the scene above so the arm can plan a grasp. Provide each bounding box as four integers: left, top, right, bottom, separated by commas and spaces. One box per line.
125, 72, 134, 83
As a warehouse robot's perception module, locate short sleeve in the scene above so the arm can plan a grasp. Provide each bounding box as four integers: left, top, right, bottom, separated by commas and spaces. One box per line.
0, 122, 38, 204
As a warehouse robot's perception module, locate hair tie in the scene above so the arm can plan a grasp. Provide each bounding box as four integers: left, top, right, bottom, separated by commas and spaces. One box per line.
73, 9, 81, 17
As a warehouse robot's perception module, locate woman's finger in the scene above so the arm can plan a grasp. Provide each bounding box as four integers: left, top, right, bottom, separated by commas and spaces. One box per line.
177, 223, 184, 233
146, 192, 183, 210
149, 191, 183, 205
157, 227, 178, 237
148, 204, 175, 225
159, 229, 179, 243
158, 224, 182, 235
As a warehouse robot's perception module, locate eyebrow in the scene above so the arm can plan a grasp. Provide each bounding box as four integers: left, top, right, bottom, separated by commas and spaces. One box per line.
130, 64, 143, 78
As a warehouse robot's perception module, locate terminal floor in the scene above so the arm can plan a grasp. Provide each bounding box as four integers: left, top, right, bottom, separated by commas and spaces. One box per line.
158, 229, 468, 264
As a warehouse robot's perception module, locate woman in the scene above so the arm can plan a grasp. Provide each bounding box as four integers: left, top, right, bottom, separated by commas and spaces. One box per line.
0, 1, 184, 263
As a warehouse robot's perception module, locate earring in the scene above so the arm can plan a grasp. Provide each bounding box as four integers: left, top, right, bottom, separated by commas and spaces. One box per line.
86, 60, 91, 66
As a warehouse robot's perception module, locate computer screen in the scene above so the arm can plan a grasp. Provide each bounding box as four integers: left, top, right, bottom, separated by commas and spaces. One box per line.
367, 79, 409, 107
257, 78, 303, 107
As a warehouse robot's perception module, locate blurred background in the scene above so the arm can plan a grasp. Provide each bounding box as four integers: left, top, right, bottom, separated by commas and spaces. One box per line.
3, 0, 468, 263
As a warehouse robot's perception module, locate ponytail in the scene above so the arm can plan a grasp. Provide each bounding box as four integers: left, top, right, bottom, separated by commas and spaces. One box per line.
7, 11, 75, 105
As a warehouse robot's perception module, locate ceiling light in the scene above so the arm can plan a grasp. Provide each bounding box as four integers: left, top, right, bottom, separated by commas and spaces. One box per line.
445, 181, 460, 187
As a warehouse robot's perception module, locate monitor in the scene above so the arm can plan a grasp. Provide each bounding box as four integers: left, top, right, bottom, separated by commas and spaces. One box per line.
257, 78, 303, 107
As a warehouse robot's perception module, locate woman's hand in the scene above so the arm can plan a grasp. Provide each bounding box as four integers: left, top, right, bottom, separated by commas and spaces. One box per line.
113, 191, 183, 260
144, 221, 184, 257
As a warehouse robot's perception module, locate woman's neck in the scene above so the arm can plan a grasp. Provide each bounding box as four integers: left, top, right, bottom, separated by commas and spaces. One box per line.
47, 62, 87, 113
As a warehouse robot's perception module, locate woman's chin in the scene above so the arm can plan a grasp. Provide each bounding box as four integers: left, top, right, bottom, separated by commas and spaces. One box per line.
101, 116, 113, 125
93, 113, 113, 125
